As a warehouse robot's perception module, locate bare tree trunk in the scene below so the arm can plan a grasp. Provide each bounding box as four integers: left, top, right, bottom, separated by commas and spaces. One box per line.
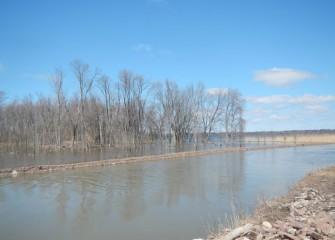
50, 67, 65, 150
71, 59, 100, 150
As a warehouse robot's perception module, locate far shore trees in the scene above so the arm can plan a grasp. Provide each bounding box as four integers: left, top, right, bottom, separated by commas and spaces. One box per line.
0, 60, 246, 151
71, 60, 100, 150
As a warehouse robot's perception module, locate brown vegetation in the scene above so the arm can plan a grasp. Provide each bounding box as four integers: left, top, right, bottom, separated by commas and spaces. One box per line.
244, 132, 335, 144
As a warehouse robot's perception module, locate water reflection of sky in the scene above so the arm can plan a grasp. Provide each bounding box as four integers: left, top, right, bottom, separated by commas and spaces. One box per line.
0, 145, 334, 240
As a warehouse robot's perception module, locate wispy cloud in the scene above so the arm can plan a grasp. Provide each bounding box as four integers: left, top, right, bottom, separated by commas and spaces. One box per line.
22, 73, 51, 80
253, 68, 314, 87
0, 63, 4, 72
269, 114, 290, 120
206, 88, 228, 95
245, 94, 335, 131
247, 94, 335, 105
304, 105, 329, 113
133, 43, 174, 57
247, 95, 289, 104
133, 44, 153, 54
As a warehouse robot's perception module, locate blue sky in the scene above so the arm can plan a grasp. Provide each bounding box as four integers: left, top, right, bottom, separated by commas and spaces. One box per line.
0, 0, 334, 131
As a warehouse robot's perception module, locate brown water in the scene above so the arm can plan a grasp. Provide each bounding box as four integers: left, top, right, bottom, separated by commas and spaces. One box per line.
1, 145, 334, 240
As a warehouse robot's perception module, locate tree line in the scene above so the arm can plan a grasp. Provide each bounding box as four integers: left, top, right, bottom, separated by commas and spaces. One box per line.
0, 60, 245, 151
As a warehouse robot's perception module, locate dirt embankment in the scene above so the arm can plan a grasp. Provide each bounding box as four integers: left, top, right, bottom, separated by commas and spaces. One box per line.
0, 143, 325, 177
209, 166, 335, 240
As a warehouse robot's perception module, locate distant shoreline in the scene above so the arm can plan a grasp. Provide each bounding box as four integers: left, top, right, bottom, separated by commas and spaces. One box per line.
1, 143, 333, 177
243, 133, 335, 144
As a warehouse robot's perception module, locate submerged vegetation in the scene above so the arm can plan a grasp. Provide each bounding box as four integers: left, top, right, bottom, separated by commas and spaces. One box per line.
0, 60, 245, 151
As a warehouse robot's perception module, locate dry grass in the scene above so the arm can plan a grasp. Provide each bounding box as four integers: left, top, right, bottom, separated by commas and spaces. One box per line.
206, 202, 252, 239
245, 133, 335, 144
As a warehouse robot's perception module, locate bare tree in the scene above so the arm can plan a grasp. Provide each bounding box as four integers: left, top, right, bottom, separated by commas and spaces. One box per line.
0, 91, 6, 143
50, 67, 65, 149
71, 60, 100, 150
97, 75, 113, 146
0, 65, 247, 152
222, 89, 245, 146
198, 86, 226, 142
155, 80, 196, 145
64, 94, 81, 148
116, 70, 148, 146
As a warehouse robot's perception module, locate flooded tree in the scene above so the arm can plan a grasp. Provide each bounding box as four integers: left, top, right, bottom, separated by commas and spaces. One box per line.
50, 67, 65, 150
71, 60, 100, 150
0, 91, 5, 143
198, 85, 226, 142
97, 75, 113, 146
0, 61, 246, 151
222, 89, 245, 146
116, 70, 148, 146
155, 80, 200, 145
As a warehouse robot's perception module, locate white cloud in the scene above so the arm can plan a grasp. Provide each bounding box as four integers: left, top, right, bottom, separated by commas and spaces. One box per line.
206, 88, 228, 95
245, 94, 335, 131
269, 114, 289, 120
133, 44, 174, 58
288, 95, 335, 104
253, 68, 314, 87
133, 44, 153, 54
247, 94, 335, 105
304, 105, 329, 113
22, 73, 51, 80
246, 95, 289, 104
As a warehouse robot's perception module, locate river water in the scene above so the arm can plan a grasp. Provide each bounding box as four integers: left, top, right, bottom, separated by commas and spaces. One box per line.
1, 144, 335, 240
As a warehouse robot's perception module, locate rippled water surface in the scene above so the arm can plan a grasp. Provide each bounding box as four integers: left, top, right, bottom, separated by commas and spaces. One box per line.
1, 145, 335, 240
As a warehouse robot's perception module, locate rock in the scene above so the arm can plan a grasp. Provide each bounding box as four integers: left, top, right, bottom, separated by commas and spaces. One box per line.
290, 220, 307, 230
220, 224, 253, 240
255, 234, 263, 240
293, 200, 309, 208
246, 230, 257, 239
287, 228, 297, 236
280, 231, 299, 240
315, 212, 328, 219
262, 221, 272, 231
209, 176, 335, 240
297, 207, 307, 216
316, 222, 332, 235
235, 237, 249, 240
11, 170, 18, 177
329, 228, 335, 236
310, 231, 324, 240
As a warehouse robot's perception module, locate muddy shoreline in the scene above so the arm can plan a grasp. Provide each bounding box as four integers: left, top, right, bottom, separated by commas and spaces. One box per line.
1, 143, 331, 177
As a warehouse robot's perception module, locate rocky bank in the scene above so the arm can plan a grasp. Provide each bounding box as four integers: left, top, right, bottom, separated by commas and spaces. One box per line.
208, 166, 335, 240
